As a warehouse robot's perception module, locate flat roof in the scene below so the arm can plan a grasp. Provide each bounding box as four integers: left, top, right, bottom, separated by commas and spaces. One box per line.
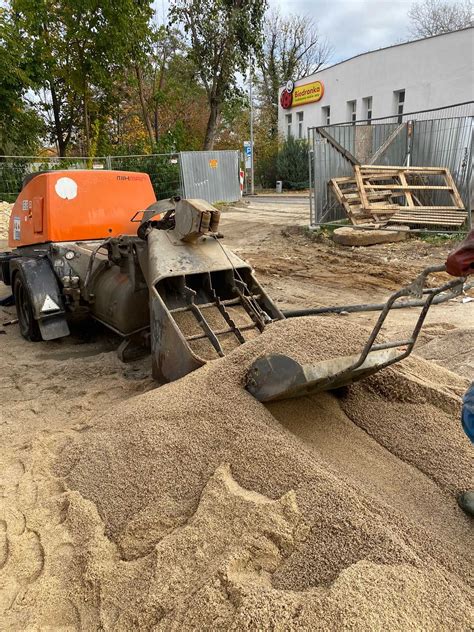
281, 26, 474, 88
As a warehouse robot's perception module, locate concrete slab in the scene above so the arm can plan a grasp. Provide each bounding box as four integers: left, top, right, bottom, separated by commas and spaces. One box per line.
332, 226, 409, 247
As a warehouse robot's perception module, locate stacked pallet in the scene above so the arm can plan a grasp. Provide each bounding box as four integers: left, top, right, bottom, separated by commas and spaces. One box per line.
330, 165, 468, 228
330, 176, 395, 225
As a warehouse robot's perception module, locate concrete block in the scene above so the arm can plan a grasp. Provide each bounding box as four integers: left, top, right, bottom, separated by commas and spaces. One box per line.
332, 226, 409, 247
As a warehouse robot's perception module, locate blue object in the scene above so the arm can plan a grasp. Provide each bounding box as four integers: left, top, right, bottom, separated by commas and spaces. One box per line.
462, 382, 474, 443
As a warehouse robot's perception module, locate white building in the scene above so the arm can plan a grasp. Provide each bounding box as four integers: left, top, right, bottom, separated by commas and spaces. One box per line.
278, 27, 474, 138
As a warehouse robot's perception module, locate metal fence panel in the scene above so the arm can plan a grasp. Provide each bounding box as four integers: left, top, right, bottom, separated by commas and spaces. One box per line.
326, 123, 402, 163
411, 117, 472, 210
371, 123, 408, 166
309, 102, 473, 232
180, 150, 240, 203
311, 131, 355, 225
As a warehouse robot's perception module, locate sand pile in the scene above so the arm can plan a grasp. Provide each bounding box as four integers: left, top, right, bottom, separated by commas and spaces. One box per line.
0, 201, 12, 239
1, 317, 472, 630
416, 327, 474, 380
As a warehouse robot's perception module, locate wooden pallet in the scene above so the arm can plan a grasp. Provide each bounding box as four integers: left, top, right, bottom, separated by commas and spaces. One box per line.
332, 165, 467, 228
329, 177, 396, 225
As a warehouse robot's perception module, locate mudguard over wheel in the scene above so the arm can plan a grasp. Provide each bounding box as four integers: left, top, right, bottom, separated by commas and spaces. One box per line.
13, 271, 42, 342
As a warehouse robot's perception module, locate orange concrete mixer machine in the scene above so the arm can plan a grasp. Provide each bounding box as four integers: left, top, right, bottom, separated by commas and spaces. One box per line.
0, 169, 466, 402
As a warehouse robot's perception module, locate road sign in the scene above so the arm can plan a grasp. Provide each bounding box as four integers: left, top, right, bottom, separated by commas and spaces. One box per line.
243, 141, 252, 169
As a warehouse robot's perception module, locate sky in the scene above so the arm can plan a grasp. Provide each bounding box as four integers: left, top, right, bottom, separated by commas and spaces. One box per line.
154, 0, 465, 66
271, 0, 415, 63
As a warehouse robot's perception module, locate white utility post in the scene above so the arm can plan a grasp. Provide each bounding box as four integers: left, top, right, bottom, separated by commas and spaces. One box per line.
249, 59, 255, 195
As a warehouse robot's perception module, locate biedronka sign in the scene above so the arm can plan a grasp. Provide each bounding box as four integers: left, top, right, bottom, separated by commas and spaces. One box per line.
280, 80, 324, 109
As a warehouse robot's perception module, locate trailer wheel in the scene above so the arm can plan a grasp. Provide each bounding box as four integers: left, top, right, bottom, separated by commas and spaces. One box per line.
13, 272, 42, 342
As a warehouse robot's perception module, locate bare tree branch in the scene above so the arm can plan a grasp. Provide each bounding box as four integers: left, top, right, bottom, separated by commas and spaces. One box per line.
408, 0, 472, 38
256, 7, 333, 139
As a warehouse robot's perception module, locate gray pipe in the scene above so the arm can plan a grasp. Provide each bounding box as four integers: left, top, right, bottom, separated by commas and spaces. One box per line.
283, 282, 473, 318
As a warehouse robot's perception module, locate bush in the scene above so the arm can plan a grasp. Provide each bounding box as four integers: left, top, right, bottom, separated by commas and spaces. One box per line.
255, 137, 279, 189
276, 136, 309, 190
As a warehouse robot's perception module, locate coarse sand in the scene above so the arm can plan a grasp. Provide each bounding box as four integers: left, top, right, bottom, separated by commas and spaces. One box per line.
1, 316, 473, 630
0, 202, 12, 239
416, 327, 474, 380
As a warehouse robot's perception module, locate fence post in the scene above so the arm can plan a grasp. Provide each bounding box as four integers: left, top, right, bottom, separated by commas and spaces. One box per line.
106, 155, 112, 170
178, 152, 185, 199
406, 120, 414, 167
308, 128, 313, 227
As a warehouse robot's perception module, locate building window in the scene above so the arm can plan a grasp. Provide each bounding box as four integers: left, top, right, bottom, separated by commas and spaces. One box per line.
347, 100, 356, 124
286, 113, 292, 138
297, 111, 304, 139
394, 90, 405, 123
363, 96, 372, 123
322, 106, 330, 126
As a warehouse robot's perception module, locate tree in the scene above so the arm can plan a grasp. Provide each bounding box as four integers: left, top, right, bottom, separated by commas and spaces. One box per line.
169, 0, 267, 150
257, 8, 333, 139
408, 0, 472, 38
0, 8, 44, 154
132, 25, 209, 151
276, 136, 309, 190
10, 0, 154, 156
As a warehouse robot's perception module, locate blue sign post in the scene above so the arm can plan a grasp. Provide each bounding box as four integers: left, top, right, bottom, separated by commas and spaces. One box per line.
243, 141, 252, 169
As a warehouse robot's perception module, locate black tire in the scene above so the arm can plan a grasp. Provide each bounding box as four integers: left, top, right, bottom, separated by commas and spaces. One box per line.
13, 272, 42, 342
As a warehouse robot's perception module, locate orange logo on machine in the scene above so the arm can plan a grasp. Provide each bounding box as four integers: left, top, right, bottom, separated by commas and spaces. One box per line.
280, 80, 324, 109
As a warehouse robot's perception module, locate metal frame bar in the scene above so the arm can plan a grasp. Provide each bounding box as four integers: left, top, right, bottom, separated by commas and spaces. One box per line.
305, 265, 465, 392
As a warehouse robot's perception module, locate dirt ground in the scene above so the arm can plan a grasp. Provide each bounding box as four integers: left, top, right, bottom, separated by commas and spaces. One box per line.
222, 200, 474, 355
0, 198, 473, 629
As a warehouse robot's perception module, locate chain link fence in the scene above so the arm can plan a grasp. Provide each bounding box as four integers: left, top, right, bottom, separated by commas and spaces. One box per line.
108, 154, 182, 201
309, 103, 473, 234
0, 157, 105, 202
0, 150, 242, 204
0, 154, 182, 203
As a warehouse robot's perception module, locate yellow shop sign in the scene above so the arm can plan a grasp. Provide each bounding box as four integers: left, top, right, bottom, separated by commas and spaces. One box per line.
292, 81, 324, 106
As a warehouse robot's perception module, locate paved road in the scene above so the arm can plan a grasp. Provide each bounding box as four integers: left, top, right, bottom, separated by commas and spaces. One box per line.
224, 195, 310, 226
245, 194, 309, 205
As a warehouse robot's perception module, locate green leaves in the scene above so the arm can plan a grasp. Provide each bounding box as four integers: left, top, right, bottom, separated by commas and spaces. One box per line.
169, 0, 267, 148
6, 0, 154, 155
276, 136, 309, 190
0, 8, 44, 154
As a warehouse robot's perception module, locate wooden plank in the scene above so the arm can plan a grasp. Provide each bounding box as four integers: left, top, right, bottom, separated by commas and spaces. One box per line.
354, 165, 371, 211
391, 215, 467, 222
389, 218, 466, 226
390, 216, 467, 223
368, 205, 467, 211
360, 165, 447, 173
442, 168, 465, 209
397, 171, 414, 210
346, 194, 393, 202
359, 173, 405, 180
350, 203, 395, 213
329, 179, 364, 225
391, 216, 467, 223
317, 127, 360, 166
330, 176, 357, 184
364, 184, 453, 191
329, 177, 387, 226
369, 211, 405, 217
389, 210, 467, 218
390, 211, 467, 217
